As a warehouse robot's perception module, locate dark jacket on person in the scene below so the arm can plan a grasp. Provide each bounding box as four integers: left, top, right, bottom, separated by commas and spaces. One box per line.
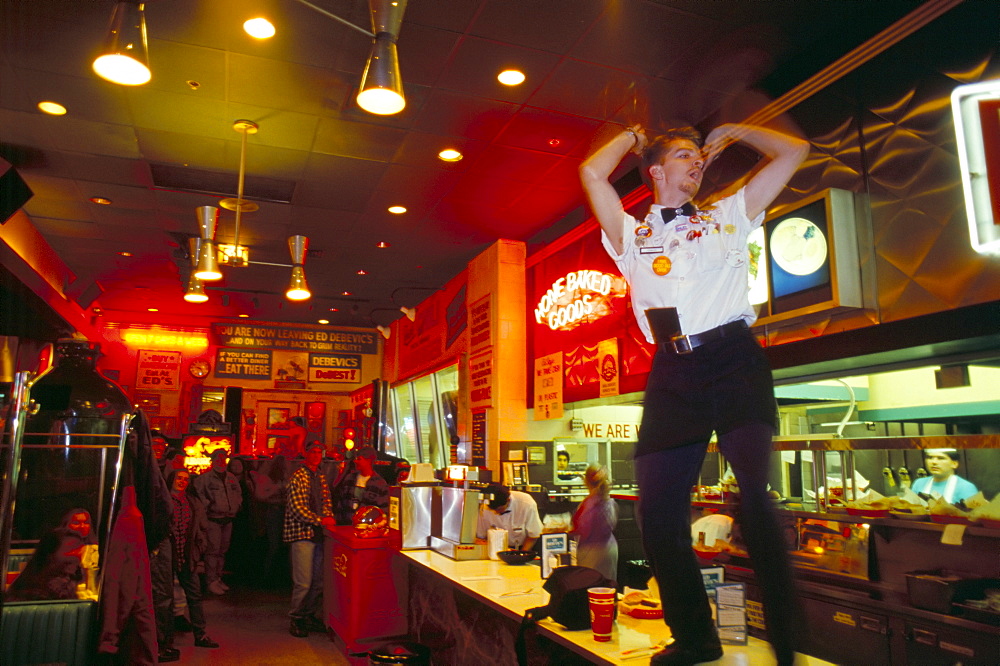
128, 409, 174, 550
193, 468, 243, 520
331, 466, 390, 525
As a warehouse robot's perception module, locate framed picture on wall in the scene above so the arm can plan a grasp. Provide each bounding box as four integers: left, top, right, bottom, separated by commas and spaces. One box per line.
150, 416, 176, 436
268, 407, 290, 427
135, 392, 161, 416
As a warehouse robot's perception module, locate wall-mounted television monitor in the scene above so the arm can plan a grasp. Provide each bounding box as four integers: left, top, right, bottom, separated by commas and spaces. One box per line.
754, 188, 863, 327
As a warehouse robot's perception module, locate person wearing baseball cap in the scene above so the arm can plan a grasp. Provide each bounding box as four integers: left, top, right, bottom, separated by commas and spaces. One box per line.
476, 482, 542, 552
284, 439, 335, 637
331, 445, 389, 525
192, 449, 242, 595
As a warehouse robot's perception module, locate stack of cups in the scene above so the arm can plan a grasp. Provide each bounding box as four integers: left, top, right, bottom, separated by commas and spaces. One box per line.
587, 586, 617, 642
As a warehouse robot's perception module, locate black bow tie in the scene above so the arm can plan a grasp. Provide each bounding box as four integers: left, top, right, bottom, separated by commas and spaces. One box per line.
660, 202, 696, 224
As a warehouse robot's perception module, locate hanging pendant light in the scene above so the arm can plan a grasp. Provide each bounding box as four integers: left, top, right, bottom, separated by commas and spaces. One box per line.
218, 120, 259, 267
184, 276, 209, 303
184, 238, 209, 302
356, 0, 408, 115
93, 1, 151, 86
286, 235, 311, 301
194, 206, 223, 280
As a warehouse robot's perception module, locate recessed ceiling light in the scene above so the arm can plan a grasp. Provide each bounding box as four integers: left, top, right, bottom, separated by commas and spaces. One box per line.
388, 205, 407, 214
356, 269, 367, 275
118, 251, 133, 257
238, 313, 250, 318
438, 149, 463, 162
341, 291, 352, 296
90, 197, 112, 205
37, 101, 67, 115
328, 307, 339, 312
548, 138, 561, 147
147, 308, 158, 312
376, 241, 390, 248
243, 17, 275, 39
318, 319, 329, 325
497, 69, 525, 86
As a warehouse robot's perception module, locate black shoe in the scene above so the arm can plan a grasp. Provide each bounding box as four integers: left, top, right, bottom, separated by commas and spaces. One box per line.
289, 621, 309, 638
650, 640, 724, 665
174, 615, 192, 633
157, 647, 181, 663
300, 616, 326, 633
194, 634, 220, 648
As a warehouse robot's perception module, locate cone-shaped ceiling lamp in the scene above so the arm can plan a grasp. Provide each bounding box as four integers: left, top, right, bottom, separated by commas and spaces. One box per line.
356, 0, 408, 115
92, 1, 151, 85
286, 235, 311, 301
194, 206, 222, 280
184, 238, 209, 302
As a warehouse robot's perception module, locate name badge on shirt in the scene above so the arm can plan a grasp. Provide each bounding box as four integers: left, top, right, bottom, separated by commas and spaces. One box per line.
639, 245, 664, 254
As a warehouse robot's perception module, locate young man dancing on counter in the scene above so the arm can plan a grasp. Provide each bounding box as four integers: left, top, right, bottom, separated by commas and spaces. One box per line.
579, 120, 808, 666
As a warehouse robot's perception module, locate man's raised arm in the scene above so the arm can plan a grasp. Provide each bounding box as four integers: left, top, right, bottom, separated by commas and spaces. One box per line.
579, 126, 647, 255
703, 123, 809, 220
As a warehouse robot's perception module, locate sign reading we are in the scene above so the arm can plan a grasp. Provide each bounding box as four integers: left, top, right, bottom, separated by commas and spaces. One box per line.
212, 323, 377, 354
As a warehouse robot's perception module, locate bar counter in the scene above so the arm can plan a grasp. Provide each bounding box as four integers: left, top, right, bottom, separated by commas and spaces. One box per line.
399, 549, 834, 665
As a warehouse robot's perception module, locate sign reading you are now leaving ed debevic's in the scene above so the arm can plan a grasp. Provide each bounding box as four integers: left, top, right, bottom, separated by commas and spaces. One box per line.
211, 323, 378, 354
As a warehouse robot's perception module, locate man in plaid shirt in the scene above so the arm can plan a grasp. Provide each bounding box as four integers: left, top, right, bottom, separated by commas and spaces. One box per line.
283, 441, 336, 637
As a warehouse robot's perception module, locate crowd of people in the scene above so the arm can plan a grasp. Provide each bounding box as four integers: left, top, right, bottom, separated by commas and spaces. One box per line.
5, 426, 392, 664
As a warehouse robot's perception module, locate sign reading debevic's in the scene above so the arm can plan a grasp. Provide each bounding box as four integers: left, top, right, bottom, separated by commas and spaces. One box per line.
212, 323, 377, 354
307, 353, 362, 383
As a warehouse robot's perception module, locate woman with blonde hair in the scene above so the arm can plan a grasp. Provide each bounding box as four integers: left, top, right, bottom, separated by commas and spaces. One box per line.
571, 465, 618, 581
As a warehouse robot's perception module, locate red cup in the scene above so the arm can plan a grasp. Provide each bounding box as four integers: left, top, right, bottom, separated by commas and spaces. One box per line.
587, 586, 616, 642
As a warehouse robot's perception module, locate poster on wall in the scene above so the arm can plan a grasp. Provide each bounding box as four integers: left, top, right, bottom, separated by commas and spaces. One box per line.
211, 323, 377, 354
469, 294, 492, 355
272, 351, 308, 382
469, 351, 493, 410
215, 348, 273, 380
308, 352, 362, 383
136, 350, 181, 391
533, 352, 563, 420
471, 410, 487, 467
134, 392, 161, 415
598, 338, 619, 398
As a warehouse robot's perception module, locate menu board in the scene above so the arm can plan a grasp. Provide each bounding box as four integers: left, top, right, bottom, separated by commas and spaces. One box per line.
471, 410, 487, 467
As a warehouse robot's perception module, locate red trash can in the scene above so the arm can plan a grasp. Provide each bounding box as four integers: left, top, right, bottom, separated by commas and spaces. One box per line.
324, 526, 408, 654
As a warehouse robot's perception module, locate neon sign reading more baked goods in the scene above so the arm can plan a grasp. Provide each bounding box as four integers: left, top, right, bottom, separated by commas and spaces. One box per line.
534, 270, 627, 331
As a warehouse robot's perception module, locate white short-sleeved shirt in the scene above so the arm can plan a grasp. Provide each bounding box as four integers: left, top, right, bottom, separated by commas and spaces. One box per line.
476, 490, 543, 548
601, 188, 763, 343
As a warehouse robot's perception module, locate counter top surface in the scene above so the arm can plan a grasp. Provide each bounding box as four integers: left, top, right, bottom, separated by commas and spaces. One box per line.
400, 549, 833, 665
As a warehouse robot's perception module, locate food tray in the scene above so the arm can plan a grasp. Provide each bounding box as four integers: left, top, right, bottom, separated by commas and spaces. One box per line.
619, 600, 663, 619
906, 571, 1000, 614
953, 602, 1000, 626
930, 514, 972, 525
846, 507, 889, 518
889, 511, 928, 521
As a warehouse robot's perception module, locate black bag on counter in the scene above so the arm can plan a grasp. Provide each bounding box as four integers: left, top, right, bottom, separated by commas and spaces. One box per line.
515, 566, 615, 665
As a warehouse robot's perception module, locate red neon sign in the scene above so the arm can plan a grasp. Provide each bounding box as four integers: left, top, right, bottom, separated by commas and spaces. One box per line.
533, 269, 627, 331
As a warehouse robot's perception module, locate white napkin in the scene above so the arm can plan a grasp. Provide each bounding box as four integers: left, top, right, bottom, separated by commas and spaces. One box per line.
487, 527, 508, 560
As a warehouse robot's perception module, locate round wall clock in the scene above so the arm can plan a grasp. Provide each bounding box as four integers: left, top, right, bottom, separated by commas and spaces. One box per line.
189, 359, 211, 378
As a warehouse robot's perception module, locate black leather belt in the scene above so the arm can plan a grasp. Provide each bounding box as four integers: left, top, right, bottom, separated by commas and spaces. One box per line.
660, 319, 748, 354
